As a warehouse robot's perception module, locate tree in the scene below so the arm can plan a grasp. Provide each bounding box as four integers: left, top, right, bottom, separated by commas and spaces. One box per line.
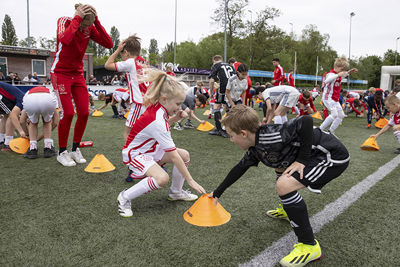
109, 26, 120, 55
354, 55, 382, 87
148, 39, 160, 65
1, 14, 18, 46
161, 42, 174, 64
19, 37, 37, 48
211, 0, 249, 48
38, 37, 57, 51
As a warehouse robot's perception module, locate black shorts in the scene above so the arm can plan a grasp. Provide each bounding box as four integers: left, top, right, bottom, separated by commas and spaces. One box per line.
0, 95, 15, 115
215, 90, 226, 105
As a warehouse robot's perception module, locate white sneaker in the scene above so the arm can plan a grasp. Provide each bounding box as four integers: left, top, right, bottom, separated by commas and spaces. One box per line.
69, 148, 86, 164
57, 151, 76, 167
168, 189, 198, 201
117, 190, 133, 217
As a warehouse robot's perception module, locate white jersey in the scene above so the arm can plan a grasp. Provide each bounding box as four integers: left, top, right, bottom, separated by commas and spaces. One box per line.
115, 58, 142, 104
262, 85, 299, 104
226, 75, 248, 101
122, 103, 176, 164
348, 92, 360, 99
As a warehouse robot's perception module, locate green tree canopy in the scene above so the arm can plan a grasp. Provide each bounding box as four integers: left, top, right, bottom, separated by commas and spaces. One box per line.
1, 14, 18, 46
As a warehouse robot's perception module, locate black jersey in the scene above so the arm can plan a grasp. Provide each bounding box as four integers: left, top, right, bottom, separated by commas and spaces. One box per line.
105, 93, 113, 104
209, 62, 235, 93
213, 116, 349, 198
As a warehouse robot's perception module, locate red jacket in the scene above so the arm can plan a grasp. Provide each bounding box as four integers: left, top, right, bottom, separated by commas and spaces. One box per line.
298, 94, 316, 114
273, 65, 285, 86
286, 73, 294, 87
345, 98, 366, 115
51, 15, 113, 75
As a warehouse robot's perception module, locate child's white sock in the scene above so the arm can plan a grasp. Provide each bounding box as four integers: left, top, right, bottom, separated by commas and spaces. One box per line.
394, 131, 400, 143
30, 141, 37, 150
123, 177, 160, 200
0, 133, 5, 143
5, 136, 13, 145
44, 138, 54, 148
274, 116, 282, 124
170, 162, 189, 193
281, 115, 288, 123
320, 115, 334, 131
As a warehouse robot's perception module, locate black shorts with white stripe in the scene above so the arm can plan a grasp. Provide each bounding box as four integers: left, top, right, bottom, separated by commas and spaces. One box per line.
0, 96, 15, 115
215, 91, 227, 105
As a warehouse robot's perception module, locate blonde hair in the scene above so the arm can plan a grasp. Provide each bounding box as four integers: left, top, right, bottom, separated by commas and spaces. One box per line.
334, 56, 349, 70
143, 70, 185, 107
98, 93, 105, 101
221, 105, 260, 134
385, 94, 400, 105
368, 87, 376, 94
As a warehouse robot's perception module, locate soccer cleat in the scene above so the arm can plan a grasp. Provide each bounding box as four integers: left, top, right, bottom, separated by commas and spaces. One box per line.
279, 240, 321, 267
1, 144, 11, 151
126, 170, 133, 182
112, 114, 119, 118
208, 114, 212, 119
183, 120, 195, 129
24, 148, 38, 159
43, 146, 57, 158
173, 123, 183, 131
208, 130, 221, 136
266, 204, 289, 221
69, 148, 86, 164
394, 148, 400, 154
117, 190, 133, 217
57, 151, 76, 167
220, 130, 230, 138
367, 124, 371, 129
168, 189, 198, 201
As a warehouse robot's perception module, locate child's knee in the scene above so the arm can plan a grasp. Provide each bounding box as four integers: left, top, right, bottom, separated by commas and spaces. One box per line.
156, 173, 169, 187
276, 178, 295, 196
179, 149, 190, 162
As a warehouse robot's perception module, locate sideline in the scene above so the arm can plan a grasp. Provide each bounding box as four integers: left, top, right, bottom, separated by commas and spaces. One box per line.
240, 155, 400, 267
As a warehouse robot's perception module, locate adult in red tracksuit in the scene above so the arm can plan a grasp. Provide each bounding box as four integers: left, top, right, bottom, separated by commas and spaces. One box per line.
272, 58, 285, 86
51, 4, 113, 166
286, 70, 295, 87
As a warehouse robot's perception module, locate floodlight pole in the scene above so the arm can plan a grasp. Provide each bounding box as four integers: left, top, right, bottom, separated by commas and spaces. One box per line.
224, 0, 227, 62
173, 0, 177, 65
27, 0, 31, 47
395, 37, 400, 66
348, 12, 355, 90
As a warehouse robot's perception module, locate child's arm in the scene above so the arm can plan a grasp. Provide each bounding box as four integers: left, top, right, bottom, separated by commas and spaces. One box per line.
96, 103, 108, 111
168, 110, 187, 125
226, 89, 235, 108
167, 150, 206, 194
371, 124, 391, 139
189, 110, 205, 124
104, 41, 125, 71
264, 100, 274, 124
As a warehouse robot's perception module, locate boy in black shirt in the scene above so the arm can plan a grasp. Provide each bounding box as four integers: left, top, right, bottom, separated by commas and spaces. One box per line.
210, 105, 349, 267
208, 55, 235, 138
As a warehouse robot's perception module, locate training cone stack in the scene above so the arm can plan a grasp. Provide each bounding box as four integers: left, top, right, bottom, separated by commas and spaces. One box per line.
92, 110, 104, 117
84, 154, 116, 173
312, 111, 323, 120
361, 137, 380, 151
203, 110, 210, 116
9, 137, 30, 154
197, 121, 215, 132
374, 118, 388, 129
183, 195, 231, 227
124, 112, 129, 119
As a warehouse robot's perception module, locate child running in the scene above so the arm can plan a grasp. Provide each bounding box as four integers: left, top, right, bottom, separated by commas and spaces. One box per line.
370, 95, 400, 154
319, 57, 358, 134
117, 71, 206, 217
209, 105, 350, 267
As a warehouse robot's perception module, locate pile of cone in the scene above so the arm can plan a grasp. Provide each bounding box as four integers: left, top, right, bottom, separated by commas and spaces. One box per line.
183, 195, 231, 227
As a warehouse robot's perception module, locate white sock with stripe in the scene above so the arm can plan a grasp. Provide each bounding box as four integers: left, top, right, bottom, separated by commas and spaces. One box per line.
44, 138, 54, 149
394, 131, 400, 143
123, 177, 160, 200
30, 141, 37, 150
170, 161, 189, 193
273, 115, 282, 124
281, 115, 288, 123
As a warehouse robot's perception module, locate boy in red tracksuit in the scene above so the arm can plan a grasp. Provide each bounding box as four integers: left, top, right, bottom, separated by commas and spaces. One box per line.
298, 90, 317, 116
272, 58, 285, 86
51, 4, 113, 167
345, 98, 366, 117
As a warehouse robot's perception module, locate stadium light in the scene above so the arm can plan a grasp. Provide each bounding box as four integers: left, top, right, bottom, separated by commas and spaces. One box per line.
348, 12, 355, 90
173, 0, 177, 65
395, 36, 400, 66
27, 0, 31, 47
224, 0, 227, 62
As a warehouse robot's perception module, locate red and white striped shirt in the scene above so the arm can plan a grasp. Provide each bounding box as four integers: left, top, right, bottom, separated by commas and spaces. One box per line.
322, 69, 342, 102
123, 103, 175, 161
388, 111, 400, 126
273, 65, 285, 86
51, 15, 113, 75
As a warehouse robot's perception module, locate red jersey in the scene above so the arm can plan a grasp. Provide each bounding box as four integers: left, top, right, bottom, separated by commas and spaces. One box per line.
166, 71, 175, 77
273, 65, 285, 86
388, 111, 400, 126
298, 94, 316, 113
286, 73, 294, 87
135, 56, 151, 97
51, 16, 113, 75
345, 98, 366, 115
322, 69, 342, 102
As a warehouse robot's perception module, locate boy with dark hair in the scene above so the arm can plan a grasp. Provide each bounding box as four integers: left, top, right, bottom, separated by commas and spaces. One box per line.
209, 104, 349, 267
272, 58, 285, 86
208, 55, 235, 138
365, 90, 387, 128
298, 90, 317, 116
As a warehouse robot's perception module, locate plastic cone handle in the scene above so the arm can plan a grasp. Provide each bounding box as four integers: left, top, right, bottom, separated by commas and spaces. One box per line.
183, 194, 231, 227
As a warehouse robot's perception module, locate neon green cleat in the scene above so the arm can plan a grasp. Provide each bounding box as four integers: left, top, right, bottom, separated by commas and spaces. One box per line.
266, 204, 289, 221
280, 239, 321, 267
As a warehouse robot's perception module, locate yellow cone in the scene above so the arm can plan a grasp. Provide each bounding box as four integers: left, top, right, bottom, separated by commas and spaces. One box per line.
124, 112, 129, 119
92, 110, 104, 117
203, 110, 210, 116
312, 111, 323, 120
9, 137, 30, 154
183, 195, 231, 227
84, 154, 116, 173
197, 121, 215, 132
361, 137, 380, 151
374, 118, 388, 129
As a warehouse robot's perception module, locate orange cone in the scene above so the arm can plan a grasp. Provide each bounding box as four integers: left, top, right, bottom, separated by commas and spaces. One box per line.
84, 154, 116, 173
124, 112, 129, 119
312, 111, 323, 120
203, 110, 210, 116
197, 121, 215, 132
92, 110, 103, 117
374, 118, 388, 129
183, 195, 231, 227
9, 137, 30, 154
361, 137, 380, 151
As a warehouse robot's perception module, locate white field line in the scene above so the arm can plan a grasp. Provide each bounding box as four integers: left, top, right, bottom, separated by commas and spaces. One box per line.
240, 155, 400, 267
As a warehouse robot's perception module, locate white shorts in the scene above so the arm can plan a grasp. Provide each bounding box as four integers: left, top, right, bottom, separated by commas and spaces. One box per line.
23, 92, 57, 123
113, 93, 122, 102
279, 90, 300, 108
125, 103, 145, 127
122, 147, 165, 179
322, 98, 345, 118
